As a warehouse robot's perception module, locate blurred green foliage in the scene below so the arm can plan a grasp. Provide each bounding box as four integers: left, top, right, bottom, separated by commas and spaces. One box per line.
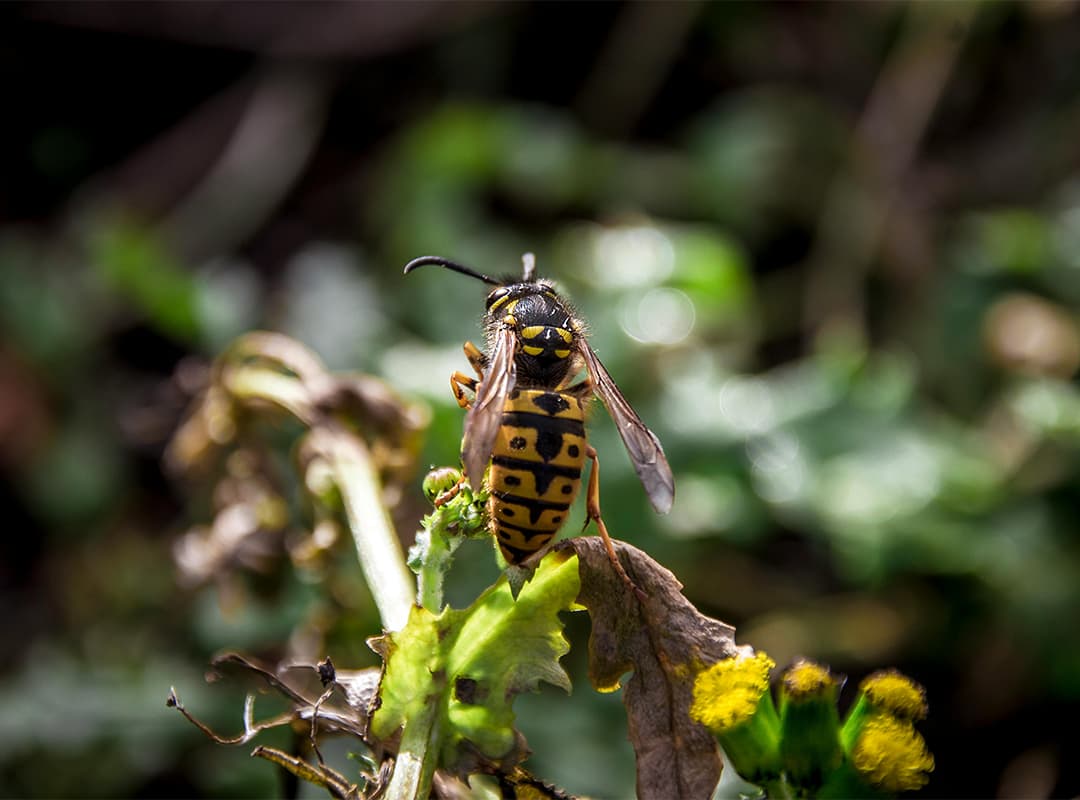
2, 2, 1080, 797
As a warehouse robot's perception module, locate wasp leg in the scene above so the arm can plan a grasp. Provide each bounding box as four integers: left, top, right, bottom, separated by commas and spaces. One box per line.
450, 341, 488, 409
433, 475, 467, 508
561, 378, 594, 399
450, 371, 478, 410
463, 340, 486, 377
584, 446, 646, 601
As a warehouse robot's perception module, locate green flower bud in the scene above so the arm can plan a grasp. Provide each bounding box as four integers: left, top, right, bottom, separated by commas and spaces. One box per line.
691, 651, 781, 783
779, 659, 842, 791
423, 466, 463, 503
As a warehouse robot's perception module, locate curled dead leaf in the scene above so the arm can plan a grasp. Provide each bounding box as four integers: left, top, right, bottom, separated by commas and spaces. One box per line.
556, 537, 747, 800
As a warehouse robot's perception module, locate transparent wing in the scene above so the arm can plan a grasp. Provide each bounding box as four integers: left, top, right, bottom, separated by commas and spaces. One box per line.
579, 342, 675, 514
463, 325, 516, 491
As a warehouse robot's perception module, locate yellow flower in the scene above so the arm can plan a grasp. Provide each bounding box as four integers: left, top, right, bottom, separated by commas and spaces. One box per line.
691, 651, 775, 732
691, 651, 782, 783
783, 659, 839, 701
859, 670, 928, 721
851, 716, 934, 792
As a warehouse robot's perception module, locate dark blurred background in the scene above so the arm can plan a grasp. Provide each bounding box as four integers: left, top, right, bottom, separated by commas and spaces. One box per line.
2, 1, 1080, 797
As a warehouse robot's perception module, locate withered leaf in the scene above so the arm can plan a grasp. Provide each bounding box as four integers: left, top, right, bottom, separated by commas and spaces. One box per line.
172, 653, 394, 799
555, 538, 744, 800
209, 652, 377, 739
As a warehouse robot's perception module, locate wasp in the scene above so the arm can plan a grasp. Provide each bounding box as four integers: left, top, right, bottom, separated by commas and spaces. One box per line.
404, 253, 674, 589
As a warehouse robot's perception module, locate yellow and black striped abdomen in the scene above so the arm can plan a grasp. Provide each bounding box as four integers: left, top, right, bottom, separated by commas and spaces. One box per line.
487, 389, 587, 564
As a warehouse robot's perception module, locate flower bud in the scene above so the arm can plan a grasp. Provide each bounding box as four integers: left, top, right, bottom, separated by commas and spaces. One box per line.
779, 659, 842, 790
423, 466, 462, 503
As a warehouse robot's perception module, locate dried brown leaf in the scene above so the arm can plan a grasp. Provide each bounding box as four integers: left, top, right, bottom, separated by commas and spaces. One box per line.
173, 654, 394, 799
210, 652, 377, 739
556, 537, 743, 800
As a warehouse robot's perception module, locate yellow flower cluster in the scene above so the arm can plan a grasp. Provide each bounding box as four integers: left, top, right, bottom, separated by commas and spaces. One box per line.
690, 653, 934, 796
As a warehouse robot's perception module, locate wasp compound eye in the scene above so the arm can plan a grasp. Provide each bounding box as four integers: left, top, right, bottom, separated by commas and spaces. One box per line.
486, 287, 511, 309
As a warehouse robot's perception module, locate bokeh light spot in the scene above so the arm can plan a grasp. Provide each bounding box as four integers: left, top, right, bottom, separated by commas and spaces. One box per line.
588, 226, 675, 288
719, 376, 776, 435
620, 287, 695, 345
748, 432, 806, 505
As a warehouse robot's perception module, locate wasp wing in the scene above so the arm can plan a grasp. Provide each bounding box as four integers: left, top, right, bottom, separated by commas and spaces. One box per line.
579, 342, 675, 514
463, 325, 516, 491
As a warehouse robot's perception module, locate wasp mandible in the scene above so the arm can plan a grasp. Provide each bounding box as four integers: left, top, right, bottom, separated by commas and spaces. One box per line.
404, 253, 674, 589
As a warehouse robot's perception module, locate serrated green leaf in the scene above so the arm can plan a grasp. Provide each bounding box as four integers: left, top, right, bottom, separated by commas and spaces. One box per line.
370, 550, 581, 775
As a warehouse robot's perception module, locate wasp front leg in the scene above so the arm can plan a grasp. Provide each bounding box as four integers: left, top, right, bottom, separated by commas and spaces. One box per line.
449, 341, 488, 409
463, 340, 486, 376
450, 372, 477, 410
584, 445, 646, 600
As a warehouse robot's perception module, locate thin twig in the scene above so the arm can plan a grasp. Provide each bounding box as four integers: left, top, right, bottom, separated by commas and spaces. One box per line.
251, 745, 361, 800
167, 687, 297, 746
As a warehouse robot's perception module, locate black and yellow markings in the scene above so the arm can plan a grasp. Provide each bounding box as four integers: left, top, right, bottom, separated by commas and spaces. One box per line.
519, 324, 573, 359
489, 293, 518, 313
488, 389, 587, 563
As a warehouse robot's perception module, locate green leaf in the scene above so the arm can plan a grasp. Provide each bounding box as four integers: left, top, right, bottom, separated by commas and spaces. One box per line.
370, 550, 581, 775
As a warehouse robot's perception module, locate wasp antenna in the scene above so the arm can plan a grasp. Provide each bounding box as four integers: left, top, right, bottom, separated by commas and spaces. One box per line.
402, 256, 501, 286
521, 252, 536, 281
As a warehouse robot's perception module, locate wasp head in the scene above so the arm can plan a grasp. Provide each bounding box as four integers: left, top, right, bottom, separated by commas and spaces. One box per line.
403, 253, 584, 385
486, 281, 582, 385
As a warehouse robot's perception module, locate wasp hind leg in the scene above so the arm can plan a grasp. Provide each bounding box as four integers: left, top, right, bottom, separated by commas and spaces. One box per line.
584, 446, 647, 601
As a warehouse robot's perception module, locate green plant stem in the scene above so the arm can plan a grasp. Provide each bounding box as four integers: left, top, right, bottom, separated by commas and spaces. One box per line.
384, 698, 441, 800
761, 776, 796, 800
416, 514, 463, 613
318, 425, 415, 632
225, 362, 415, 632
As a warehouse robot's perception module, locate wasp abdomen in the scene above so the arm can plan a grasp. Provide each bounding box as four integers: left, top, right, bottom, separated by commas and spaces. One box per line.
488, 389, 587, 564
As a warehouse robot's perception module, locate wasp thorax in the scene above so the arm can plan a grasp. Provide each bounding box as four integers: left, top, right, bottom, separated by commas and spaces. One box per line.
518, 322, 573, 358
501, 292, 574, 360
